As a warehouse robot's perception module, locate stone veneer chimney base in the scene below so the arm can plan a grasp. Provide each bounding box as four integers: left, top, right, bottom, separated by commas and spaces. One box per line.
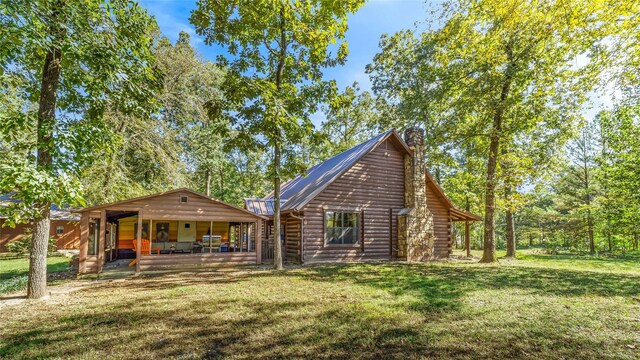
397, 127, 435, 262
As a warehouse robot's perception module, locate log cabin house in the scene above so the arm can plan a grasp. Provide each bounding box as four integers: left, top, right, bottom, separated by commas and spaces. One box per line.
245, 128, 480, 263
76, 127, 479, 273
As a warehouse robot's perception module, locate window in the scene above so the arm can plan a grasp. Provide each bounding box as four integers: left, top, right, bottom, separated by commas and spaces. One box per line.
184, 223, 190, 229
180, 195, 188, 203
325, 211, 359, 245
88, 219, 100, 255
56, 225, 64, 235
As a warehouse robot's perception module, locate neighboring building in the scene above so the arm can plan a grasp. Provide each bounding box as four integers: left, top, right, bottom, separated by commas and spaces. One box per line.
245, 128, 480, 264
0, 194, 80, 252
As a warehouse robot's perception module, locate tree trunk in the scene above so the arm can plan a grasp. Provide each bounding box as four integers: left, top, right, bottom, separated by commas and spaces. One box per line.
587, 210, 595, 254
634, 233, 638, 251
480, 120, 501, 263
505, 209, 516, 258
480, 89, 512, 262
205, 168, 211, 196
607, 232, 612, 252
219, 167, 225, 197
480, 46, 513, 263
273, 142, 283, 270
529, 233, 533, 247
271, 4, 286, 271
29, 31, 64, 299
465, 221, 471, 257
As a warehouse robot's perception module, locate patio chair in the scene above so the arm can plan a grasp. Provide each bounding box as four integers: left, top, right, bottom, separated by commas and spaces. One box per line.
129, 239, 161, 267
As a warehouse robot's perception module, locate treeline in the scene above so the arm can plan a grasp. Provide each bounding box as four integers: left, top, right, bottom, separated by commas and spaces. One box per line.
515, 108, 640, 253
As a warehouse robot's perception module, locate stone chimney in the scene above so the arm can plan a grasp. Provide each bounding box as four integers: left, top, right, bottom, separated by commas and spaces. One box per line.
397, 127, 435, 261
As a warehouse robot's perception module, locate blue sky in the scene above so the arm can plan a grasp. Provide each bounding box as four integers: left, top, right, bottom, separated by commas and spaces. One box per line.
140, 0, 431, 92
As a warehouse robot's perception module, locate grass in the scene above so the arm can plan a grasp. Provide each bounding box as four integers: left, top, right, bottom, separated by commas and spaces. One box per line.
454, 248, 640, 274
0, 251, 638, 359
0, 255, 71, 295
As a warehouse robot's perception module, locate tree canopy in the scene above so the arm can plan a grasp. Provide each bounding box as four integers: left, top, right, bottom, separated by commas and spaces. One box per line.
191, 0, 365, 269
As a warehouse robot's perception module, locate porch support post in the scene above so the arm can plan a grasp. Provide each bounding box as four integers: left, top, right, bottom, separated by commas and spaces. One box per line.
136, 209, 143, 273
210, 221, 213, 253
79, 212, 89, 273
448, 211, 453, 256
98, 209, 106, 273
149, 219, 153, 248
465, 220, 471, 257
256, 220, 262, 264
248, 222, 252, 254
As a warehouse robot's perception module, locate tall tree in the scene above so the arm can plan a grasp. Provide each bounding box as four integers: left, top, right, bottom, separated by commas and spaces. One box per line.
81, 32, 230, 205
367, 0, 633, 262
155, 32, 229, 198
596, 107, 640, 251
191, 0, 365, 270
318, 82, 385, 159
555, 125, 599, 253
0, 0, 158, 298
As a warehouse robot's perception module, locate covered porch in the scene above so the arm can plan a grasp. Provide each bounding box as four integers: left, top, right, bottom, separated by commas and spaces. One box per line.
76, 189, 266, 273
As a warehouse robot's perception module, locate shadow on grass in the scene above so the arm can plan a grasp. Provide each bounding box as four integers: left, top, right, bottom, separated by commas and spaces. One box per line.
521, 251, 640, 262
298, 262, 640, 313
1, 261, 639, 359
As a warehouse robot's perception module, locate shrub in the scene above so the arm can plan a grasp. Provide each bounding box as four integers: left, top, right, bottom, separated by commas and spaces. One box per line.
6, 229, 57, 256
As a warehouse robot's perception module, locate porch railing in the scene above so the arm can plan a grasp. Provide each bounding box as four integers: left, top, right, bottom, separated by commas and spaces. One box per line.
262, 239, 274, 262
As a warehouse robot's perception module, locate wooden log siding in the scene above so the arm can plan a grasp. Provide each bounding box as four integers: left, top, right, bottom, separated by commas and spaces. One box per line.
84, 255, 99, 273
139, 252, 257, 270
425, 183, 453, 258
302, 139, 405, 263
284, 217, 301, 263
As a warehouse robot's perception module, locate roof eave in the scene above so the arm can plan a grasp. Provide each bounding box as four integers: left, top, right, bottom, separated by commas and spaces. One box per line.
76, 188, 267, 220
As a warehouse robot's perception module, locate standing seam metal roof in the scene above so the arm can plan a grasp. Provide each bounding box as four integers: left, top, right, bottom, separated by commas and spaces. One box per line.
263, 130, 402, 211
244, 198, 287, 216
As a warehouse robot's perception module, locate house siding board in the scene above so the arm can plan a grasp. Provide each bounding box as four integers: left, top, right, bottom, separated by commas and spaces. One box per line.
302, 139, 405, 263
139, 252, 256, 270
426, 184, 453, 258
284, 217, 301, 263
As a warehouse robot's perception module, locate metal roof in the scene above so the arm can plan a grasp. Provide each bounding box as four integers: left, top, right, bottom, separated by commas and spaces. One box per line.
244, 198, 287, 216
0, 194, 80, 221
263, 130, 410, 212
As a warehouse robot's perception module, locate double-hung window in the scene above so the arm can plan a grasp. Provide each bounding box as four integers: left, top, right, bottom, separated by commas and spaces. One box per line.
325, 211, 359, 245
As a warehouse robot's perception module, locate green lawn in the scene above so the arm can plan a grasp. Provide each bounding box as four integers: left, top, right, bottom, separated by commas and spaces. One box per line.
454, 248, 640, 274
0, 255, 71, 295
0, 252, 638, 359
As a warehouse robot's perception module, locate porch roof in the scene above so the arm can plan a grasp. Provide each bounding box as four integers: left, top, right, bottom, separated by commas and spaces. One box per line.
244, 198, 287, 216
75, 188, 267, 220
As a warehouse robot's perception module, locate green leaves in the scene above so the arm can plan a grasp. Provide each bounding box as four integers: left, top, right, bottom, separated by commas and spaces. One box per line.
0, 0, 160, 221
191, 0, 365, 179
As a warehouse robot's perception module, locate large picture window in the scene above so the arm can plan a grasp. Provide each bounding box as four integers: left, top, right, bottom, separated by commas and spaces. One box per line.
325, 211, 359, 245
